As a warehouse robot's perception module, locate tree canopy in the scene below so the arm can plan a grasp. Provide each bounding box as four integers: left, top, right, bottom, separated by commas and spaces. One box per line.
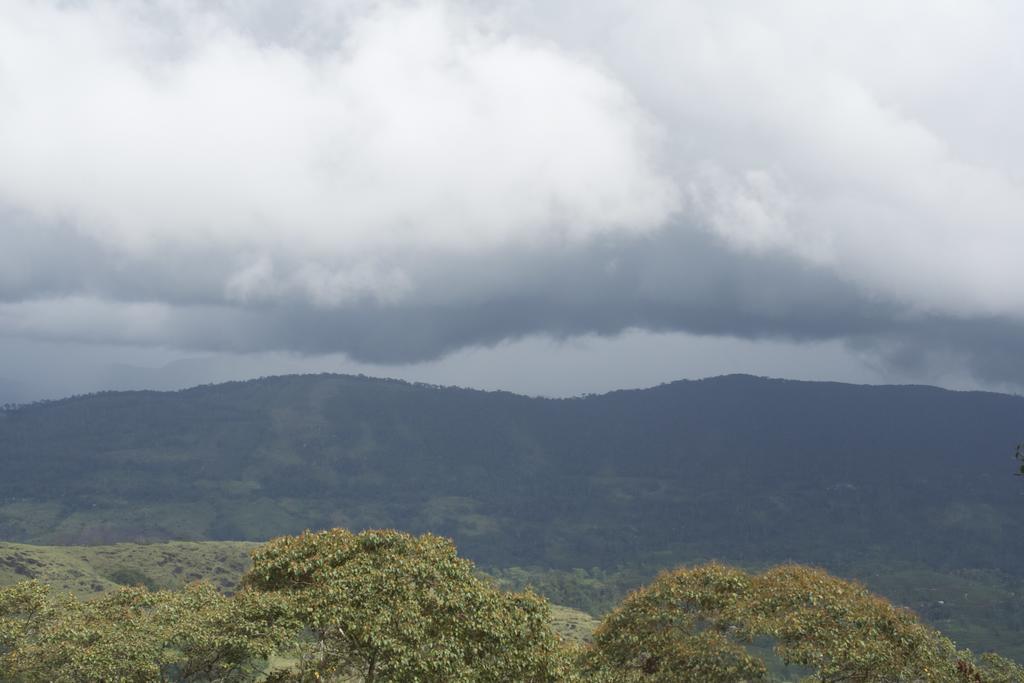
585, 562, 1024, 683
2, 529, 1023, 681
243, 527, 569, 682
0, 580, 298, 681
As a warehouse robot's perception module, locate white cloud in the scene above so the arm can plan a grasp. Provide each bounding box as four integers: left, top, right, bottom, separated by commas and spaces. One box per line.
1, 0, 1024, 390
0, 0, 677, 299
540, 0, 1024, 317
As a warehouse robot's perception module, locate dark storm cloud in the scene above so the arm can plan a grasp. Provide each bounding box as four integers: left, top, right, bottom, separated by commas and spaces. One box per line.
246, 228, 899, 361
226, 233, 1024, 390
15, 220, 1017, 389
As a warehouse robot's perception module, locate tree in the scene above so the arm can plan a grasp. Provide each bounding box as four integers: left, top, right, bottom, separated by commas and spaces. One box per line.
151, 582, 301, 681
1, 582, 168, 681
584, 562, 1022, 683
0, 580, 299, 682
581, 562, 766, 682
744, 564, 959, 681
958, 652, 1024, 683
243, 527, 570, 682
0, 580, 49, 673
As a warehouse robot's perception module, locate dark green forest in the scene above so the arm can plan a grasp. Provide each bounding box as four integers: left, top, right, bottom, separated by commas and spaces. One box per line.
1, 373, 1023, 658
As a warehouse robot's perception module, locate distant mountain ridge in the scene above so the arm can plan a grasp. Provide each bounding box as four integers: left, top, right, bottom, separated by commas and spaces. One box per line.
1, 373, 1021, 575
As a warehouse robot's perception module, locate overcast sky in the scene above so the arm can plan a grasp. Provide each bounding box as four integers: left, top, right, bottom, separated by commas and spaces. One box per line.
1, 0, 1023, 402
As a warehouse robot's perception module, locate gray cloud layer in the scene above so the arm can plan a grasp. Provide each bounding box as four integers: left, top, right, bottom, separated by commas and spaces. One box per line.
2, 1, 1023, 390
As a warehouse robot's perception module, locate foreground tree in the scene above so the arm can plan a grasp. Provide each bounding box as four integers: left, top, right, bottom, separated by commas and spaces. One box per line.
744, 564, 960, 681
582, 563, 766, 682
584, 562, 1024, 683
0, 580, 298, 681
152, 582, 301, 681
1, 582, 170, 680
243, 527, 571, 682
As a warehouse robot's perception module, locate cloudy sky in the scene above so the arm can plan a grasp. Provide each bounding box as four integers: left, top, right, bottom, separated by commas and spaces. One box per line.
1, 0, 1023, 402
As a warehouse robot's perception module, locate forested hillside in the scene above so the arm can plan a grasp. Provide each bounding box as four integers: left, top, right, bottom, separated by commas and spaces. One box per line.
1, 373, 1022, 655
2, 374, 1020, 568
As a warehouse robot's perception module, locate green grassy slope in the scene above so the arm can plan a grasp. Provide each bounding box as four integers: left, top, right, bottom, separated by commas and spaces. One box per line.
0, 540, 255, 596
548, 604, 600, 643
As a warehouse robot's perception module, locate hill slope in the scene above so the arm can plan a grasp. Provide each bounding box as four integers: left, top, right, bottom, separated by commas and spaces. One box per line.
1, 373, 1020, 573
0, 540, 254, 595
